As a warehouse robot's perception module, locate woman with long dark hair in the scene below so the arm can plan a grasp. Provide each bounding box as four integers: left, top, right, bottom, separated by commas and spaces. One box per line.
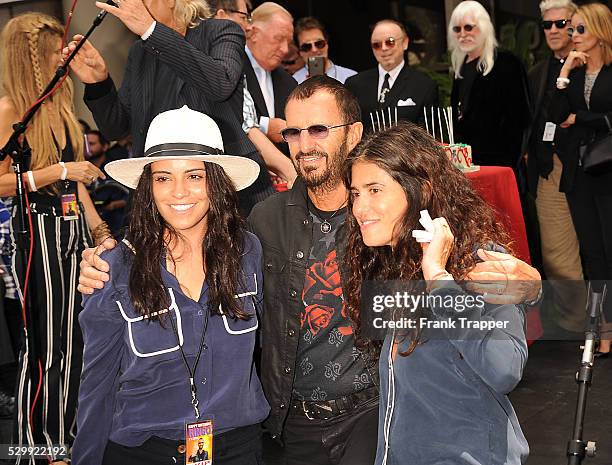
0, 12, 106, 461
72, 107, 269, 465
344, 122, 529, 464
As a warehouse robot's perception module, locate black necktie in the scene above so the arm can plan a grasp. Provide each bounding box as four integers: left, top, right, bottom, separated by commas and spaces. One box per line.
379, 73, 391, 104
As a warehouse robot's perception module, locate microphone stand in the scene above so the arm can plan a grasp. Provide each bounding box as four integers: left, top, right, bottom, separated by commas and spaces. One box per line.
566, 283, 607, 465
0, 0, 115, 396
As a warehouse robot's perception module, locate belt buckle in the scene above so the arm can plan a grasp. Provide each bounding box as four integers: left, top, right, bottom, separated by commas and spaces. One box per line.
301, 401, 315, 420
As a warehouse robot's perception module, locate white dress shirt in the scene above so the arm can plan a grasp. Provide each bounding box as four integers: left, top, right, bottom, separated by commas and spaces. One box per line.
292, 60, 357, 84
377, 61, 405, 99
246, 46, 274, 134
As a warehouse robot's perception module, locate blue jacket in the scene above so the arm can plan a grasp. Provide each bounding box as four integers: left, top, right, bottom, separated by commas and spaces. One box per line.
375, 281, 529, 465
72, 232, 269, 465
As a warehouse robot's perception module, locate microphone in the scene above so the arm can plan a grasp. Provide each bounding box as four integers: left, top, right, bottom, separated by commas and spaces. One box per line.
95, 0, 118, 23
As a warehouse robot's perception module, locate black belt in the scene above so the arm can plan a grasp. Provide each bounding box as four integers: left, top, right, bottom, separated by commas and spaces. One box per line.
290, 385, 379, 420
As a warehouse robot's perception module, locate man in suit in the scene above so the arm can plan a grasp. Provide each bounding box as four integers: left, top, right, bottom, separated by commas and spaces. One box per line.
345, 19, 438, 131
245, 2, 297, 144
67, 0, 276, 214
527, 0, 585, 333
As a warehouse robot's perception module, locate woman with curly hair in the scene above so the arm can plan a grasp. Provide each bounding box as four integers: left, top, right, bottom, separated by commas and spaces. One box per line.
72, 107, 269, 465
0, 12, 106, 461
344, 122, 529, 465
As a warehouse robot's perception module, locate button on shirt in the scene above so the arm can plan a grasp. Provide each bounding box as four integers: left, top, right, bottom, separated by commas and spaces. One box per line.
377, 61, 405, 100
73, 233, 269, 465
246, 46, 274, 134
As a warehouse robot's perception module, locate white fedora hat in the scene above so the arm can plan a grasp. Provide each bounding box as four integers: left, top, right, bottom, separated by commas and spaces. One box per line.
104, 106, 260, 190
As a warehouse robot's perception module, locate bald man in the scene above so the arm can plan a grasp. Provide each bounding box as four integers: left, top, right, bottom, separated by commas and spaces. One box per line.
345, 19, 438, 131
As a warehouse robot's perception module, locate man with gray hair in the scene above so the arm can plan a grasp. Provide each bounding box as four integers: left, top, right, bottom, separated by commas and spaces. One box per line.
526, 0, 586, 334
245, 2, 297, 145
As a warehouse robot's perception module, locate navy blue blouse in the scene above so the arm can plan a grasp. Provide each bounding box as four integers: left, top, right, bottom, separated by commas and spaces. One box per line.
375, 281, 529, 465
72, 232, 269, 465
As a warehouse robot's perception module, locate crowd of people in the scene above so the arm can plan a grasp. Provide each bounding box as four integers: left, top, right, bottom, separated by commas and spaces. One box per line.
0, 0, 610, 464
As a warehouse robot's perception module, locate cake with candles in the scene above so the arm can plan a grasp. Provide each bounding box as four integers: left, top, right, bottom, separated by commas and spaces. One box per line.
423, 106, 479, 172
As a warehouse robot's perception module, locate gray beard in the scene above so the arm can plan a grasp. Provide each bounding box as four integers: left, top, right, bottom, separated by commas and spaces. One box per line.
297, 139, 348, 195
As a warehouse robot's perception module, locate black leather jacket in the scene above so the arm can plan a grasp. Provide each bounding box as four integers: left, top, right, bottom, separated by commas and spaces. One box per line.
247, 178, 378, 439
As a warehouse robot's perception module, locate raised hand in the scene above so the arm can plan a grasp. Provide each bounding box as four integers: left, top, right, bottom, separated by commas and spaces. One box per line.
95, 0, 155, 37
63, 35, 108, 84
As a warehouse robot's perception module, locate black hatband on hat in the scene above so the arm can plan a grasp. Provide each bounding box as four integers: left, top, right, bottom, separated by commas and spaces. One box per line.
144, 143, 224, 158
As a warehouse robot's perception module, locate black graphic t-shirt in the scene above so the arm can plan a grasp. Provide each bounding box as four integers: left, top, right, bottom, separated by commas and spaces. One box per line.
292, 204, 373, 401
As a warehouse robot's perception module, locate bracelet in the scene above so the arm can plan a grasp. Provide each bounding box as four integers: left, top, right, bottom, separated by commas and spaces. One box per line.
59, 161, 68, 181
26, 171, 37, 192
91, 221, 112, 246
556, 77, 570, 89
524, 285, 543, 307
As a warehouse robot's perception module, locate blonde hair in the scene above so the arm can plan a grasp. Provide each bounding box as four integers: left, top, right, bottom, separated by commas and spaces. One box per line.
174, 0, 212, 29
1, 12, 83, 170
448, 1, 498, 78
576, 3, 612, 66
251, 2, 292, 25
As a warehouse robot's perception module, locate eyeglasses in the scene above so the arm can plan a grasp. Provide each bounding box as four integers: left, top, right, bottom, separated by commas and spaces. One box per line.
226, 9, 253, 24
371, 36, 402, 50
452, 24, 477, 33
280, 123, 355, 143
541, 19, 570, 30
567, 24, 586, 36
299, 39, 327, 53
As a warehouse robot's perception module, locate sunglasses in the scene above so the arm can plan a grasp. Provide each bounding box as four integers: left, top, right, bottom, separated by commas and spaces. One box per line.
452, 24, 476, 33
226, 9, 253, 24
371, 36, 402, 50
299, 39, 327, 53
282, 58, 297, 65
280, 123, 354, 143
541, 19, 570, 30
567, 24, 586, 36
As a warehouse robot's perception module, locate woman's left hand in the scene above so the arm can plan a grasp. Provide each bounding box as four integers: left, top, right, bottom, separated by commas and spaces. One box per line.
420, 217, 454, 281
96, 0, 154, 37
560, 113, 576, 128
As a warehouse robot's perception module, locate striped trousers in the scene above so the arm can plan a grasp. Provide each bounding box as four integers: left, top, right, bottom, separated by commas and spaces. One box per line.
11, 201, 91, 464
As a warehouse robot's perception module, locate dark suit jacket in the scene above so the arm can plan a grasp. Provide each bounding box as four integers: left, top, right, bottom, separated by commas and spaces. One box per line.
551, 63, 612, 193
244, 58, 297, 120
525, 56, 571, 194
451, 50, 531, 167
344, 63, 438, 130
84, 19, 254, 157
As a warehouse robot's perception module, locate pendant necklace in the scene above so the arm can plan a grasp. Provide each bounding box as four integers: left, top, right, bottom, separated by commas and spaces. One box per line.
319, 202, 347, 234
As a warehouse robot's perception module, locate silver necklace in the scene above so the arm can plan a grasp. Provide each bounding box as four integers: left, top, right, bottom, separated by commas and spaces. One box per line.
318, 204, 346, 234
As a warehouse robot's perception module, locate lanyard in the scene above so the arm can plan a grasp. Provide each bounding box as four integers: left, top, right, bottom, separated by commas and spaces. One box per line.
169, 300, 210, 419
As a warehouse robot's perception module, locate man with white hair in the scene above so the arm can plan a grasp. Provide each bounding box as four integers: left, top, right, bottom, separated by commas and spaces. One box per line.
526, 0, 586, 334
245, 2, 297, 145
448, 0, 530, 167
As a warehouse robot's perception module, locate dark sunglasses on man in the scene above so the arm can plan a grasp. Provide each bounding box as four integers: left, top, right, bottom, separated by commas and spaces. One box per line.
567, 24, 586, 36
226, 9, 253, 24
541, 19, 570, 30
299, 39, 327, 53
371, 36, 402, 50
280, 123, 354, 143
452, 24, 476, 33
